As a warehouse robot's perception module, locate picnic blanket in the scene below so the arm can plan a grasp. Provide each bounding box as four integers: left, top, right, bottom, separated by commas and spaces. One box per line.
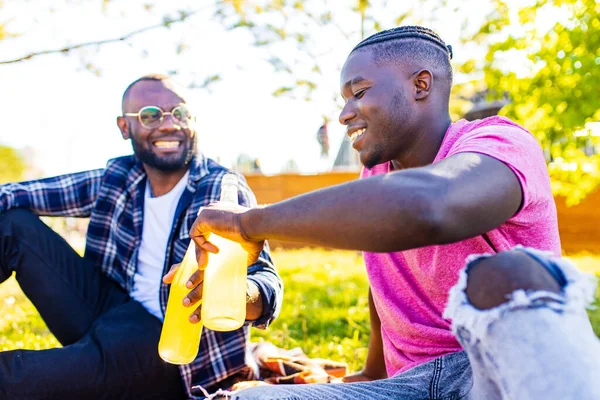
195, 342, 347, 399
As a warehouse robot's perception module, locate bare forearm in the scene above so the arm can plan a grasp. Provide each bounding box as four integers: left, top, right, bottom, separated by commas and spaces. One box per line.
241, 154, 521, 253
243, 171, 440, 252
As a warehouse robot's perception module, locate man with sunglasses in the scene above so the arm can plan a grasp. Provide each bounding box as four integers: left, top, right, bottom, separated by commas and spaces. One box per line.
0, 74, 283, 399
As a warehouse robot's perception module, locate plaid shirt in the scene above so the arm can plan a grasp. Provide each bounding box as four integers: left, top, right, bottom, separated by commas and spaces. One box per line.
0, 154, 283, 398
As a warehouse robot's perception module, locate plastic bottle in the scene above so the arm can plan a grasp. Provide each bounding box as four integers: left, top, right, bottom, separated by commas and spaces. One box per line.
201, 174, 248, 331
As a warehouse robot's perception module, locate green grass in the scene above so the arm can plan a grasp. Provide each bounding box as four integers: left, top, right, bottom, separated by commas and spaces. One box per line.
0, 249, 598, 374
252, 249, 370, 372
565, 254, 600, 336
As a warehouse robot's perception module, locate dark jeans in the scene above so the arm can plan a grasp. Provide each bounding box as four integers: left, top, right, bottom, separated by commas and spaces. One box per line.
0, 209, 186, 400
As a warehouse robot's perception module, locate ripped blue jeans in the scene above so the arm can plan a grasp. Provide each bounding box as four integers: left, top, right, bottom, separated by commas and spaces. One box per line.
222, 247, 600, 400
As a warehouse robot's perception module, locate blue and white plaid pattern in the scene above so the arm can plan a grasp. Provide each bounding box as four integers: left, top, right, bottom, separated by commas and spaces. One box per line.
0, 154, 283, 398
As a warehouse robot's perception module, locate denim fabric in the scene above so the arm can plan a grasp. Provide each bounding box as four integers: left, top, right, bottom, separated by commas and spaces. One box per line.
229, 247, 600, 400
0, 155, 284, 397
446, 246, 600, 400
233, 351, 472, 400
0, 210, 185, 400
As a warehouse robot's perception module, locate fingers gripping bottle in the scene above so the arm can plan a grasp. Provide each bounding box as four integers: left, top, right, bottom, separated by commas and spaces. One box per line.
201, 174, 248, 331
158, 173, 248, 365
158, 241, 203, 364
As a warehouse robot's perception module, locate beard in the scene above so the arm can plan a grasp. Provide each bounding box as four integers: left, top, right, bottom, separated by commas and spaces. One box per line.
129, 126, 197, 172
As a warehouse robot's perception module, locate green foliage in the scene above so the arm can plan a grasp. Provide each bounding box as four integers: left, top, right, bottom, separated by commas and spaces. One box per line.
355, 0, 370, 15
1, 248, 599, 373
474, 0, 600, 201
0, 0, 15, 41
568, 254, 600, 336
0, 146, 26, 184
548, 146, 600, 205
252, 249, 370, 372
187, 74, 222, 91
211, 0, 473, 105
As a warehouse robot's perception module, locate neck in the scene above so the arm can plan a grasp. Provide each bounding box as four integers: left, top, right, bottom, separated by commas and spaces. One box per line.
144, 165, 189, 197
391, 112, 451, 171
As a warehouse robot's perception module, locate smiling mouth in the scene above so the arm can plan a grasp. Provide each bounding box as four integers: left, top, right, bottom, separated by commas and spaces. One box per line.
350, 128, 366, 141
153, 140, 181, 149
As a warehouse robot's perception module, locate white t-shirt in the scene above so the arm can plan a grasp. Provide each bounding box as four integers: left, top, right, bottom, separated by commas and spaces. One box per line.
131, 171, 189, 320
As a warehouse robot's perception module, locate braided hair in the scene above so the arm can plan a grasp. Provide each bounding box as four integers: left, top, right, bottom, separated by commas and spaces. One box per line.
352, 26, 452, 59
351, 26, 453, 86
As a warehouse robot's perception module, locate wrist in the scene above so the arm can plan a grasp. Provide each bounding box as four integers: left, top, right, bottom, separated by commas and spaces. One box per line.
240, 207, 263, 242
362, 366, 387, 380
245, 280, 264, 320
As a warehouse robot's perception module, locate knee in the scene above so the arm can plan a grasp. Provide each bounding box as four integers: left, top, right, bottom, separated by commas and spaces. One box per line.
0, 209, 40, 236
465, 250, 562, 310
0, 209, 37, 226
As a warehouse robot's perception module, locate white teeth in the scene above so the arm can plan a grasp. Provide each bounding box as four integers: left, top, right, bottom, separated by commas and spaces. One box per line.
154, 141, 180, 149
350, 128, 366, 141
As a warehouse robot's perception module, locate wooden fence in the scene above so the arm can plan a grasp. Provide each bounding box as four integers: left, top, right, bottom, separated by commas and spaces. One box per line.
244, 172, 600, 254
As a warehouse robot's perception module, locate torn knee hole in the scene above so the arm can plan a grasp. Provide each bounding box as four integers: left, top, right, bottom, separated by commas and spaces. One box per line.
464, 251, 562, 310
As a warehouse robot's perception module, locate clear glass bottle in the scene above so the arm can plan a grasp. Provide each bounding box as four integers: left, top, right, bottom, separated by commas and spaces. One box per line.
201, 174, 248, 331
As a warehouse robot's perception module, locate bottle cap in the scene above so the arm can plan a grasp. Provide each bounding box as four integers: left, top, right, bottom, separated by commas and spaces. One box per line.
222, 173, 238, 187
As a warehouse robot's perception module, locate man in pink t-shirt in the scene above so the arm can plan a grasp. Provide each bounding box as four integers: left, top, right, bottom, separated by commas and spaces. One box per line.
360, 114, 562, 378
191, 26, 600, 399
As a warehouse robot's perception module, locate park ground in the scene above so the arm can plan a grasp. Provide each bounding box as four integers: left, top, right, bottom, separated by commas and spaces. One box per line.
0, 248, 598, 373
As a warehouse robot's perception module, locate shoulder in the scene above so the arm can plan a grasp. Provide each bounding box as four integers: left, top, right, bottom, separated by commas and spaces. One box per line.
450, 116, 535, 143
100, 155, 143, 189
104, 155, 138, 174
440, 116, 542, 161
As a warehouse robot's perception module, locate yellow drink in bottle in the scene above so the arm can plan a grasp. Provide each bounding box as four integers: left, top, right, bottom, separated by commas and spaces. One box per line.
201, 234, 247, 331
158, 243, 203, 364
201, 174, 248, 331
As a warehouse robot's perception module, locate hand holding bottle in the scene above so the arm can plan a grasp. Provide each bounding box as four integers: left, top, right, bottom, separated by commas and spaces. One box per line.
190, 202, 264, 267
162, 263, 205, 324
159, 173, 254, 363
163, 200, 256, 325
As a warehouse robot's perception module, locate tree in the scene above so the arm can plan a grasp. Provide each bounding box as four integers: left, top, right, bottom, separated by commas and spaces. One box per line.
466, 0, 600, 204
1, 1, 479, 106
0, 146, 27, 184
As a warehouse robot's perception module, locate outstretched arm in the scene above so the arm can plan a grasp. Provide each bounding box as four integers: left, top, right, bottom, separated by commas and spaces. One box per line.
0, 170, 103, 217
191, 153, 521, 258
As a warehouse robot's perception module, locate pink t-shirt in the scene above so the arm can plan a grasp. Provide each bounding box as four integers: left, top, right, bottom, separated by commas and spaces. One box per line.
361, 116, 561, 377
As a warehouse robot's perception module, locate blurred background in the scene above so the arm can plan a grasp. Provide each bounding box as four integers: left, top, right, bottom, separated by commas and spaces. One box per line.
0, 0, 598, 249
0, 0, 599, 368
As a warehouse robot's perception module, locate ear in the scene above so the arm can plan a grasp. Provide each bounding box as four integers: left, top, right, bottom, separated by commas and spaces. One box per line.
414, 69, 433, 101
117, 116, 130, 140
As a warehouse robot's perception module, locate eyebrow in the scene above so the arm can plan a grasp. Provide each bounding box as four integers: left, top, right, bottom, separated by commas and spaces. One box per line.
342, 76, 368, 91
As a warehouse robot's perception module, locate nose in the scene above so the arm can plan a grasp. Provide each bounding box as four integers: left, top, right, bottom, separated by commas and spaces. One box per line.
338, 102, 356, 126
158, 114, 181, 131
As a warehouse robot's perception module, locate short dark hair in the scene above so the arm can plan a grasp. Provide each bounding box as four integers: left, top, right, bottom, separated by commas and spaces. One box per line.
352, 26, 453, 85
122, 73, 171, 111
